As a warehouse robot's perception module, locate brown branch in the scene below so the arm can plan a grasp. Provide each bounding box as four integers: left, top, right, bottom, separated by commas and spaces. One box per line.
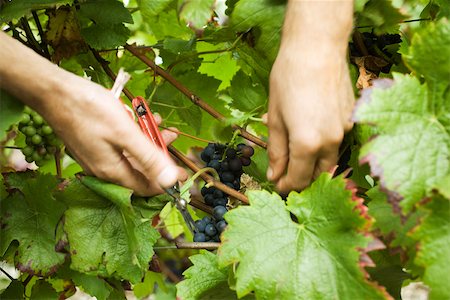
175, 241, 219, 250
168, 146, 249, 204
55, 148, 62, 178
189, 197, 213, 214
154, 255, 182, 283
125, 44, 267, 149
91, 49, 135, 101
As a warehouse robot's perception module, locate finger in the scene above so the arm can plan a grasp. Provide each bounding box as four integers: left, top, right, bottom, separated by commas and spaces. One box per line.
161, 127, 178, 145
261, 113, 268, 125
276, 147, 317, 193
153, 113, 162, 125
117, 126, 180, 189
267, 116, 289, 182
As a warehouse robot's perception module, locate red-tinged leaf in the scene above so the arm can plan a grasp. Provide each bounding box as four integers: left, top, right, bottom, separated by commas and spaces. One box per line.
218, 173, 391, 299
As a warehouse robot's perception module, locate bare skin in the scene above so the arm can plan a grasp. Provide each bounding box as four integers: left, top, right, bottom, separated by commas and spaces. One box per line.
267, 0, 355, 193
0, 31, 187, 196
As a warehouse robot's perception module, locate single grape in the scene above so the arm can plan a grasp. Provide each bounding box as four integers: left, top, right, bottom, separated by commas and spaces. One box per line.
220, 171, 234, 183
195, 220, 207, 232
216, 220, 227, 233
213, 206, 227, 221
236, 143, 246, 152
23, 106, 32, 114
22, 146, 33, 157
31, 134, 42, 145
32, 115, 44, 126
212, 153, 221, 161
205, 224, 217, 237
213, 189, 224, 198
204, 194, 215, 206
207, 160, 221, 170
233, 180, 240, 190
229, 157, 242, 172
241, 145, 254, 158
32, 151, 42, 162
193, 232, 207, 242
41, 125, 53, 135
213, 197, 227, 207
19, 113, 30, 124
36, 147, 47, 156
220, 160, 229, 171
226, 148, 237, 158
23, 126, 36, 137
202, 216, 212, 224
240, 157, 251, 166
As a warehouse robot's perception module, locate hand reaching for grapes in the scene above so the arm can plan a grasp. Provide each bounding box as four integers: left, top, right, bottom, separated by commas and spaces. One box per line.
267, 1, 354, 194
0, 31, 187, 196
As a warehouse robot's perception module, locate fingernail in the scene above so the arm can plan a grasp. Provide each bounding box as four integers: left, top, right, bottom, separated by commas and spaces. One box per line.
157, 166, 178, 188
266, 167, 273, 180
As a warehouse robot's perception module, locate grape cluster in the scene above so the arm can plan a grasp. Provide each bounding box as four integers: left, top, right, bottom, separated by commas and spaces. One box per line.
193, 143, 254, 242
18, 107, 60, 166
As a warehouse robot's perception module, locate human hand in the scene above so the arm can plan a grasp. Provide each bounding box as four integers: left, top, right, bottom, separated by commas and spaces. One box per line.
267, 47, 354, 194
39, 73, 187, 196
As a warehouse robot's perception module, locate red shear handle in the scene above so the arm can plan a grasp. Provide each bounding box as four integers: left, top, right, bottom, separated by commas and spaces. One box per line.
132, 96, 169, 157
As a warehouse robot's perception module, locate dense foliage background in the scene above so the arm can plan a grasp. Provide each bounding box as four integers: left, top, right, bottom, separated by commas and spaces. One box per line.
0, 0, 449, 299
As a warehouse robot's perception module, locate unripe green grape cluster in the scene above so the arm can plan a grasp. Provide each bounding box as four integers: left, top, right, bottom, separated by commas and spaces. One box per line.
18, 107, 61, 166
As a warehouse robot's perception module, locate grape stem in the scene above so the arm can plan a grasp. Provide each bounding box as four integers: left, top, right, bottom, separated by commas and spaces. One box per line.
91, 52, 250, 204
55, 148, 62, 178
124, 44, 268, 149
158, 125, 214, 144
154, 242, 220, 250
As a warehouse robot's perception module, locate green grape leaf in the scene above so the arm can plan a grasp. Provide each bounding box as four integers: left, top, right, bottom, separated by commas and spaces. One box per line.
218, 174, 389, 299
134, 271, 167, 299
0, 0, 73, 23
228, 70, 267, 113
0, 280, 25, 299
142, 7, 193, 41
70, 272, 113, 300
348, 147, 372, 190
56, 179, 160, 283
402, 19, 450, 86
0, 90, 23, 141
412, 194, 450, 300
160, 202, 185, 238
30, 280, 58, 300
0, 172, 66, 275
137, 0, 173, 19
179, 0, 215, 30
77, 0, 133, 25
197, 42, 240, 91
81, 23, 130, 50
367, 250, 411, 300
177, 251, 251, 300
356, 0, 406, 33
433, 174, 450, 199
230, 0, 285, 64
354, 74, 449, 213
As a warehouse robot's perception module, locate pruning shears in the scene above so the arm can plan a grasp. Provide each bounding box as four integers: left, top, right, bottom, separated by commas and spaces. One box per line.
111, 69, 196, 235
131, 96, 196, 235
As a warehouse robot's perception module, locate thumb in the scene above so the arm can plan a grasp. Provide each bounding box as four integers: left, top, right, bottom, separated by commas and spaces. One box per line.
119, 129, 179, 188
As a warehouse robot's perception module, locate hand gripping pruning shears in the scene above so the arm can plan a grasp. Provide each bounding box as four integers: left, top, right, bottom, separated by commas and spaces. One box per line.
111, 69, 196, 235
132, 96, 197, 235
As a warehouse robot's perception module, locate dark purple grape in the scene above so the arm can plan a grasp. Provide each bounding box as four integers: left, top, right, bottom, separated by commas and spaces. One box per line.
226, 148, 237, 158
204, 194, 215, 206
229, 158, 242, 172
201, 186, 212, 196
220, 160, 230, 171
221, 171, 234, 183
202, 216, 212, 224
213, 189, 224, 198
240, 157, 251, 166
205, 224, 217, 237
212, 235, 220, 242
195, 220, 207, 232
213, 206, 228, 220
236, 143, 246, 152
213, 197, 228, 207
216, 220, 227, 233
225, 182, 234, 189
194, 232, 207, 242
241, 145, 254, 158
233, 180, 240, 190
208, 160, 221, 170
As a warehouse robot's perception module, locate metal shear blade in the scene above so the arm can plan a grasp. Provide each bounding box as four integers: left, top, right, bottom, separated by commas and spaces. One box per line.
164, 185, 196, 235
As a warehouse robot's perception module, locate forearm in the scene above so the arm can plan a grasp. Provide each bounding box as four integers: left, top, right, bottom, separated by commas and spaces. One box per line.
281, 0, 353, 57
0, 31, 72, 115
